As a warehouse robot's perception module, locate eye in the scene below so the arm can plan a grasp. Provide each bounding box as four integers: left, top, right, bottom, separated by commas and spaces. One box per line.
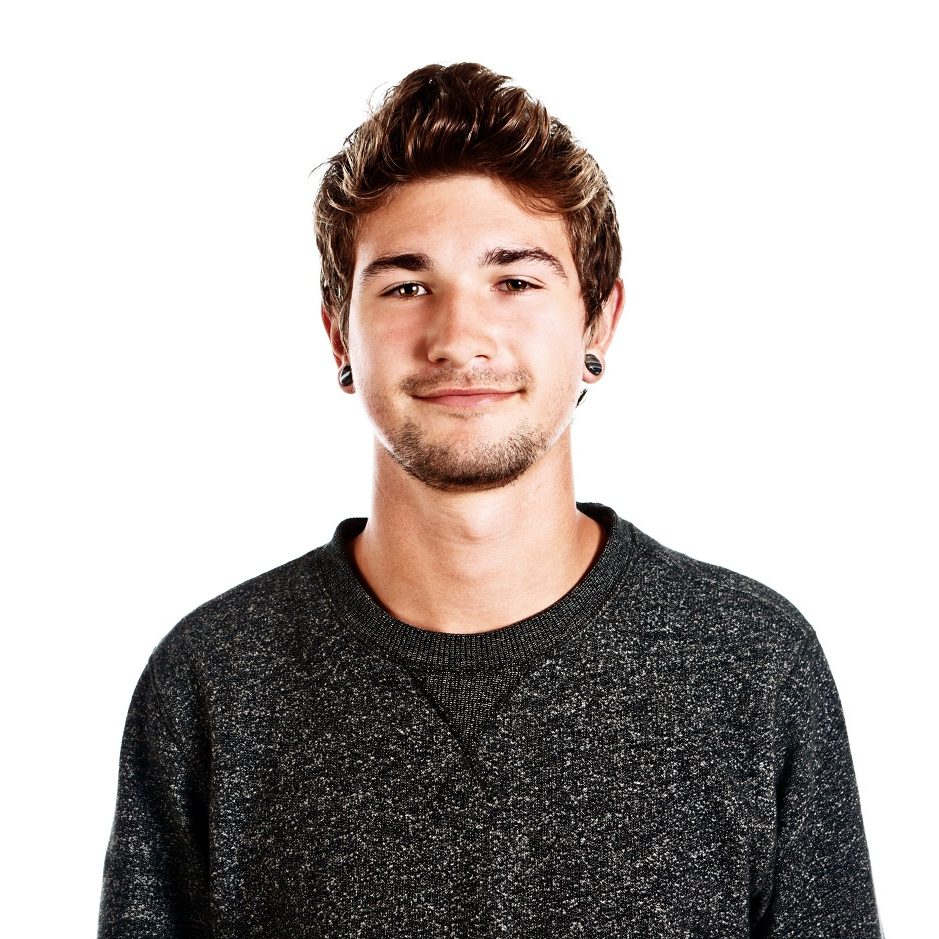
498, 278, 540, 293
384, 282, 428, 299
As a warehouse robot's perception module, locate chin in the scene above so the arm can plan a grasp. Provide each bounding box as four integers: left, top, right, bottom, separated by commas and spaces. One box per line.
386, 419, 553, 492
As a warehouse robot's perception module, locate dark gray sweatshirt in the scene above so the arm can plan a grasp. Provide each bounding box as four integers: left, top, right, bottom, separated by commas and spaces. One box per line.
98, 503, 881, 937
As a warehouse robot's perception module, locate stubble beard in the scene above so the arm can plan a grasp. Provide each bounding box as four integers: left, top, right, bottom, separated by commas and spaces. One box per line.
368, 365, 577, 493
386, 417, 554, 493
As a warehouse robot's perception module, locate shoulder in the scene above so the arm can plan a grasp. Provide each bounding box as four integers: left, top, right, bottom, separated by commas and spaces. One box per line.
614, 513, 818, 670
118, 535, 355, 770
607, 513, 843, 753
147, 540, 341, 699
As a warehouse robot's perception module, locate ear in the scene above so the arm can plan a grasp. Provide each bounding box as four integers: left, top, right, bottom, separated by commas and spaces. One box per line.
583, 278, 625, 380
321, 304, 348, 367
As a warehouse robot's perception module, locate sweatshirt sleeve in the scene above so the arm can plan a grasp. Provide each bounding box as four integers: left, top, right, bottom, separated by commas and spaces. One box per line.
756, 632, 883, 937
98, 652, 212, 938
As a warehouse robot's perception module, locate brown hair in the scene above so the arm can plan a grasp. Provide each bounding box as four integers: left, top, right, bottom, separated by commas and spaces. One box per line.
314, 62, 621, 345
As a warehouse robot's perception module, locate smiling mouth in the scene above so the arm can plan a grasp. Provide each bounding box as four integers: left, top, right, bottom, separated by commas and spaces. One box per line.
414, 388, 520, 408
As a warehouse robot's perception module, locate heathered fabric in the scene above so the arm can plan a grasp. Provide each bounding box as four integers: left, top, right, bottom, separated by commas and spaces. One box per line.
99, 503, 882, 937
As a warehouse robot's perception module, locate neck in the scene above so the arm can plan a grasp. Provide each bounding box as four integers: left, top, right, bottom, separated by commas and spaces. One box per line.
350, 430, 604, 633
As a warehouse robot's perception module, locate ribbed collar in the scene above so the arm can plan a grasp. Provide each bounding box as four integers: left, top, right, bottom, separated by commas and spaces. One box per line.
314, 502, 635, 670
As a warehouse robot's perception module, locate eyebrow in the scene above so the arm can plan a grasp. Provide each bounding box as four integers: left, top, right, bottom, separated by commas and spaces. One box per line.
481, 246, 568, 282
359, 252, 433, 286
357, 245, 569, 287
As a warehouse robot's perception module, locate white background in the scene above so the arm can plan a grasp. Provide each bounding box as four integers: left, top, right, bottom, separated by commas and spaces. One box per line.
2, 1, 935, 934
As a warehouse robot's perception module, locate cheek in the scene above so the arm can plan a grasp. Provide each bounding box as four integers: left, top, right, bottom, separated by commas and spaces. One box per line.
346, 319, 409, 414
525, 320, 588, 378
348, 305, 417, 366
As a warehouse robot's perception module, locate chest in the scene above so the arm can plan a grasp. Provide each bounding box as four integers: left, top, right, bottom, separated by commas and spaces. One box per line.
205, 649, 768, 936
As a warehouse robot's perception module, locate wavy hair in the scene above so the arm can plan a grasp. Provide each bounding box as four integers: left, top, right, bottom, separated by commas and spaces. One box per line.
314, 63, 621, 345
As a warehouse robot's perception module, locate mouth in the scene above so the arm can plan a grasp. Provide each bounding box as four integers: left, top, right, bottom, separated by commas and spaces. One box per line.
414, 388, 520, 408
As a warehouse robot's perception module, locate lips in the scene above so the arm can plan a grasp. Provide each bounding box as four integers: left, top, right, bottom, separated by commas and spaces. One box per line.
416, 388, 514, 397
415, 388, 519, 408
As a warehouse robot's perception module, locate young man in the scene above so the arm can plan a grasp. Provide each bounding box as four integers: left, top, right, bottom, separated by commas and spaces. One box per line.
99, 63, 881, 937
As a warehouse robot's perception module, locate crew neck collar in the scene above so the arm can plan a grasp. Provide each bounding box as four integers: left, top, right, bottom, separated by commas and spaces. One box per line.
313, 502, 635, 670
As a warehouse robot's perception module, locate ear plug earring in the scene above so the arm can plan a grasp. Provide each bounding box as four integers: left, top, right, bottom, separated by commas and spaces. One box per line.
584, 353, 603, 376
338, 364, 353, 387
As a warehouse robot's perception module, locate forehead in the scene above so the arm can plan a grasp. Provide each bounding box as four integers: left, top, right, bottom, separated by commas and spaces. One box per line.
353, 174, 573, 270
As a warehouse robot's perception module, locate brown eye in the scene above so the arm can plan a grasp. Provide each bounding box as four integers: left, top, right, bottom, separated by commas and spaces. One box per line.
388, 283, 427, 298
500, 278, 537, 292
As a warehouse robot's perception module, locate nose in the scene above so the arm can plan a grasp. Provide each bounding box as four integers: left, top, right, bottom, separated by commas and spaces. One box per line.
424, 287, 498, 368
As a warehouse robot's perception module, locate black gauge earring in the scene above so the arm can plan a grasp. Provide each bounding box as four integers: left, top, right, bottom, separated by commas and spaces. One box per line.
338, 364, 353, 387
584, 353, 603, 376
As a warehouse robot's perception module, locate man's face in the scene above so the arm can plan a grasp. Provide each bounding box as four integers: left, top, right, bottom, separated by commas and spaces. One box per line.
340, 173, 601, 493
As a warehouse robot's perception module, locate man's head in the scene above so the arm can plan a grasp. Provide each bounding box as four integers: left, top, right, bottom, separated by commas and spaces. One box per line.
314, 62, 621, 349
314, 64, 624, 493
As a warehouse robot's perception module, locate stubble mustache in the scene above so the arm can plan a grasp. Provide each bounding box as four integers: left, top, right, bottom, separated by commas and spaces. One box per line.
398, 366, 533, 397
